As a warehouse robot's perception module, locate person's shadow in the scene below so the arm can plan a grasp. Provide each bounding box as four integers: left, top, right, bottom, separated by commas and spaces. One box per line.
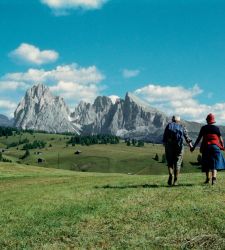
95, 183, 195, 189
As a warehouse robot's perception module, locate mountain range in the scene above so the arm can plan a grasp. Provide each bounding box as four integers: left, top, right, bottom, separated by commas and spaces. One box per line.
2, 83, 225, 142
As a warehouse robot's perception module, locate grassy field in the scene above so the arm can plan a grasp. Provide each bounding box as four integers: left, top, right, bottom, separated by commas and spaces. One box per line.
0, 132, 205, 175
0, 163, 224, 249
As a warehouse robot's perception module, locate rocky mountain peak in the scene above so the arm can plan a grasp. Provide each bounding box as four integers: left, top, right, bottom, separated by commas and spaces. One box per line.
125, 92, 157, 112
26, 83, 52, 100
14, 83, 80, 133
93, 96, 113, 112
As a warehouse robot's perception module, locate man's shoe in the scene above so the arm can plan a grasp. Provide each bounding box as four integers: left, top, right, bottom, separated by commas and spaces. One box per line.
168, 175, 173, 186
212, 177, 216, 185
204, 178, 210, 184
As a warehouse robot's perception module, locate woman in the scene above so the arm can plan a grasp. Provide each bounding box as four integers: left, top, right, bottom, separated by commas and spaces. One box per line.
191, 113, 225, 185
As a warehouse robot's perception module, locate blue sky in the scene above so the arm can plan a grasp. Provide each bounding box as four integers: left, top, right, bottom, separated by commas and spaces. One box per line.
0, 0, 225, 124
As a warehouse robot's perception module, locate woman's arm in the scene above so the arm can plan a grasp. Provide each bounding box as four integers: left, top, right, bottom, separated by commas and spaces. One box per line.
191, 127, 203, 152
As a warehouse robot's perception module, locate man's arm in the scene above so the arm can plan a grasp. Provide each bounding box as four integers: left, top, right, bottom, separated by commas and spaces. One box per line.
162, 124, 169, 144
183, 126, 192, 147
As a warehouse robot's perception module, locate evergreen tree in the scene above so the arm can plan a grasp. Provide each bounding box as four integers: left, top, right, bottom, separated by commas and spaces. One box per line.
132, 139, 137, 146
154, 153, 159, 161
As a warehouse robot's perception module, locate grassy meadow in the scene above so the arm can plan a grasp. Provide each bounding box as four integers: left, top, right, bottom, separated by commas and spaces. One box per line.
0, 132, 224, 249
0, 132, 204, 175
0, 163, 225, 249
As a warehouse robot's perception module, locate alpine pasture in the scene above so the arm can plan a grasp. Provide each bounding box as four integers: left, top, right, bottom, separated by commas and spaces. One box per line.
0, 132, 225, 249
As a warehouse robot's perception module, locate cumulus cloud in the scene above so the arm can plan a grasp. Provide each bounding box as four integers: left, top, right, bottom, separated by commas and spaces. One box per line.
0, 100, 17, 118
134, 84, 225, 125
0, 63, 105, 106
9, 43, 59, 65
41, 0, 108, 15
0, 81, 29, 91
122, 69, 140, 79
49, 81, 102, 103
0, 100, 17, 110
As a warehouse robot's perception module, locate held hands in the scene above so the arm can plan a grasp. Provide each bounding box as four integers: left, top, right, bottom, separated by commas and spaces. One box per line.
189, 142, 194, 152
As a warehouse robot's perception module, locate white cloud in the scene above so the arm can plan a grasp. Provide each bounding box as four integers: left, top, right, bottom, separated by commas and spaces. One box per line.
122, 69, 140, 79
0, 100, 17, 110
49, 81, 102, 103
9, 43, 59, 65
0, 100, 17, 118
134, 84, 225, 125
41, 0, 108, 15
0, 63, 105, 106
135, 84, 202, 103
0, 81, 29, 91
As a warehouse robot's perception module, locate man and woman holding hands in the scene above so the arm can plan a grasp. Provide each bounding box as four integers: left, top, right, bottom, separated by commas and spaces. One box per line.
163, 113, 225, 186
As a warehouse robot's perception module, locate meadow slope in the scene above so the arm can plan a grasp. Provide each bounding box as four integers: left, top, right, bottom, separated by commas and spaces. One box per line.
0, 132, 205, 175
0, 163, 224, 249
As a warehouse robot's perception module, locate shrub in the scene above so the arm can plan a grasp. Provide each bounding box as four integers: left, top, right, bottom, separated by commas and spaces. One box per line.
161, 154, 166, 163
137, 141, 144, 147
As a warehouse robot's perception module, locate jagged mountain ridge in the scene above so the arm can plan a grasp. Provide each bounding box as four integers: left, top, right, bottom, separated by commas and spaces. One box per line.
9, 83, 225, 142
12, 84, 171, 141
70, 92, 170, 140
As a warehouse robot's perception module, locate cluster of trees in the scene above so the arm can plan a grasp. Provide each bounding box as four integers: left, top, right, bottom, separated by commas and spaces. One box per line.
69, 135, 120, 146
125, 138, 145, 147
22, 140, 46, 150
0, 126, 61, 137
0, 152, 12, 163
0, 127, 19, 137
7, 138, 30, 148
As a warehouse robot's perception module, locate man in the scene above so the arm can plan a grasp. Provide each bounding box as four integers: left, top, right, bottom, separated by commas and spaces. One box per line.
163, 115, 192, 186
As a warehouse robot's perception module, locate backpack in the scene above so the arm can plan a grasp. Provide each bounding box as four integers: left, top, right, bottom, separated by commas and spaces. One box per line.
166, 122, 184, 148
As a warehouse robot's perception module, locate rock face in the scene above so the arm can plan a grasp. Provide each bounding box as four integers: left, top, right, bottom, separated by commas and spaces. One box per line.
13, 83, 225, 142
71, 92, 170, 141
14, 83, 80, 133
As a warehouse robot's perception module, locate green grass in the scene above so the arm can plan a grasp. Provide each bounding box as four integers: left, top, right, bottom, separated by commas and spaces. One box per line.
0, 132, 205, 175
0, 163, 224, 249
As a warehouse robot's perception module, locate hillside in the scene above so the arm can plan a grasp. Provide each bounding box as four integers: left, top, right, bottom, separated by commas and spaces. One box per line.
0, 163, 224, 249
0, 131, 204, 175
